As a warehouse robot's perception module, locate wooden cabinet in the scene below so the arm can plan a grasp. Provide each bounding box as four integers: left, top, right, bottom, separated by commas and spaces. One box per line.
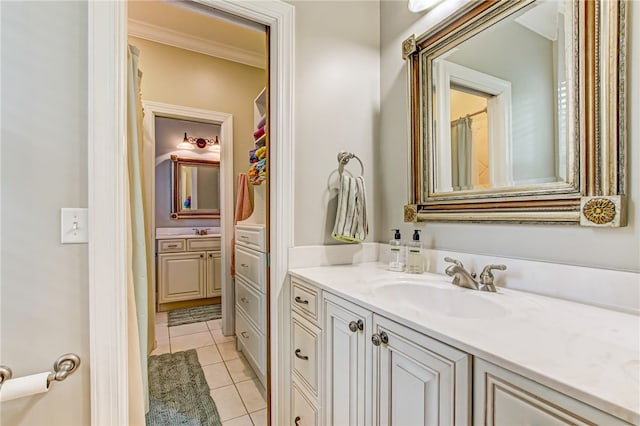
235, 224, 267, 387
473, 358, 632, 426
156, 237, 221, 305
373, 315, 470, 426
323, 293, 372, 426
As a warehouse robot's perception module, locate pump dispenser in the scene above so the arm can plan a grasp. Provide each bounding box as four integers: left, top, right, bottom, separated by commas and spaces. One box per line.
388, 229, 405, 272
406, 230, 424, 274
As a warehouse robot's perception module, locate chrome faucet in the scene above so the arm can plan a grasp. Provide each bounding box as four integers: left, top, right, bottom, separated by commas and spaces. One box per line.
444, 257, 506, 292
192, 228, 210, 236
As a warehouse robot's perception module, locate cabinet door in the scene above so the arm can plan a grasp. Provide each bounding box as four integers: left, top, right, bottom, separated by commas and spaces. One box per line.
373, 315, 470, 426
474, 358, 632, 426
158, 252, 206, 303
206, 251, 221, 297
323, 293, 373, 426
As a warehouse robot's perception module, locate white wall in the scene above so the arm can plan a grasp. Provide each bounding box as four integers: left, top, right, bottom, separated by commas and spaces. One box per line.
288, 0, 381, 245
1, 2, 90, 425
379, 0, 640, 272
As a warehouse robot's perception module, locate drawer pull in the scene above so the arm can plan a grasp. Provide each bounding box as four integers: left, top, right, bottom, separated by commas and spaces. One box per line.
240, 331, 250, 339
294, 416, 302, 426
241, 263, 249, 268
294, 296, 309, 305
240, 235, 249, 239
294, 349, 308, 360
240, 297, 249, 304
166, 244, 179, 248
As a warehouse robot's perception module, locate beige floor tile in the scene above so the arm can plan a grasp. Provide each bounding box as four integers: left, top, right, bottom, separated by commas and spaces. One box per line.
249, 409, 267, 426
202, 362, 233, 390
149, 343, 170, 356
155, 325, 169, 344
217, 341, 242, 361
207, 318, 223, 330
170, 331, 214, 352
155, 311, 168, 325
222, 415, 253, 426
210, 385, 247, 422
196, 345, 222, 366
226, 356, 257, 383
211, 328, 236, 344
236, 378, 267, 413
169, 322, 209, 337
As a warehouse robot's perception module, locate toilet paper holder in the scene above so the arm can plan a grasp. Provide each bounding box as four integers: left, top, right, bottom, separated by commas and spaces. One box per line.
0, 353, 80, 390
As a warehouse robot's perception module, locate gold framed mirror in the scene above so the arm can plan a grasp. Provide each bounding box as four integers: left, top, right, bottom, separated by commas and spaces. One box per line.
403, 0, 627, 226
170, 155, 221, 219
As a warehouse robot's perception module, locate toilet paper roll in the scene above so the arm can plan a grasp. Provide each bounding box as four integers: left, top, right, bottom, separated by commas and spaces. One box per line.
0, 372, 51, 402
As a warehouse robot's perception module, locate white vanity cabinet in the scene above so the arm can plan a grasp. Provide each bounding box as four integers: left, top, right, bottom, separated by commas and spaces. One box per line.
157, 237, 221, 305
373, 315, 470, 426
290, 279, 471, 426
473, 358, 632, 426
235, 223, 267, 387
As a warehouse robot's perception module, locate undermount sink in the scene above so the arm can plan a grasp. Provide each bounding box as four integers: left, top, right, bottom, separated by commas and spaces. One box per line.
373, 281, 509, 319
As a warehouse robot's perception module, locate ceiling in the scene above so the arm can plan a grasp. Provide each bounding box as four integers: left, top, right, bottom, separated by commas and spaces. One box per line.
128, 0, 266, 68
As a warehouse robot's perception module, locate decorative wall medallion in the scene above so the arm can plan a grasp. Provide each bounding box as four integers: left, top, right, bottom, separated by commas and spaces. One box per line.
580, 196, 625, 227
402, 35, 417, 60
404, 204, 418, 222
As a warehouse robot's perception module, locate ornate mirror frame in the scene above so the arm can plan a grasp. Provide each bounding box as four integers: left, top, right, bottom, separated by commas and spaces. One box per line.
403, 0, 628, 227
170, 155, 221, 219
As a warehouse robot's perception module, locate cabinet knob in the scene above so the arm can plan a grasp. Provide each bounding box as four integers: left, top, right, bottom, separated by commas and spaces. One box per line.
209, 254, 213, 258
294, 296, 309, 305
371, 331, 389, 346
294, 349, 309, 360
294, 416, 302, 426
357, 319, 364, 331
348, 321, 358, 332
200, 254, 204, 258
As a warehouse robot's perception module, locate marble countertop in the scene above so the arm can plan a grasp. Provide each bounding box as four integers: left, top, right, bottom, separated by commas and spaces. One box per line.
155, 227, 221, 240
289, 262, 640, 424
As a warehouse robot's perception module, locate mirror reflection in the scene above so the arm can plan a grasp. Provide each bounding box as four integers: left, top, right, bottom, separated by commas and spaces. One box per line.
171, 156, 220, 219
430, 0, 569, 194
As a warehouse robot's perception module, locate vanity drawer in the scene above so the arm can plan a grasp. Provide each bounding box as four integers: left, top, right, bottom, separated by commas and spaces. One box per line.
236, 225, 266, 252
157, 239, 186, 253
235, 276, 266, 333
235, 246, 267, 292
292, 382, 319, 426
236, 309, 265, 376
291, 279, 320, 325
292, 313, 321, 398
186, 237, 220, 251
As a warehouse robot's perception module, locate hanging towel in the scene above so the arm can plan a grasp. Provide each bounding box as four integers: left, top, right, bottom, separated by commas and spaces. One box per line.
231, 174, 253, 277
331, 174, 368, 243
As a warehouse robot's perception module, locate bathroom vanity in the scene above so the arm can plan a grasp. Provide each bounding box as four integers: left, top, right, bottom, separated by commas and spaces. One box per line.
287, 263, 639, 426
155, 229, 222, 310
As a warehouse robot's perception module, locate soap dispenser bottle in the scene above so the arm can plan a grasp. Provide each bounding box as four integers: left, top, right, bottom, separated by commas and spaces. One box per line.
388, 229, 405, 272
406, 230, 424, 274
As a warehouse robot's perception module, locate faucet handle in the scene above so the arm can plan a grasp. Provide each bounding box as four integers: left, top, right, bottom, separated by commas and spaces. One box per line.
479, 264, 507, 291
444, 257, 464, 268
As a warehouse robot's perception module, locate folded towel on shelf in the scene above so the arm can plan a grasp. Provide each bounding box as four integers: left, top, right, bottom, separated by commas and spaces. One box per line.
331, 174, 368, 243
256, 115, 266, 129
255, 146, 267, 160
249, 148, 259, 163
253, 126, 265, 140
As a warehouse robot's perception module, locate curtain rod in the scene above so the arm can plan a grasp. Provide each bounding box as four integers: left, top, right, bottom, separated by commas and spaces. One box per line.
451, 107, 487, 124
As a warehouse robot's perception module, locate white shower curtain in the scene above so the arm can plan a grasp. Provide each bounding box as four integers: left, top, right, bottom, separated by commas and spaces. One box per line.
451, 117, 473, 190
126, 44, 150, 424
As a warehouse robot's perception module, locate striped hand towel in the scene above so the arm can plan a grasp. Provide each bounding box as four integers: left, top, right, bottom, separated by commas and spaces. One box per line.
331, 174, 368, 243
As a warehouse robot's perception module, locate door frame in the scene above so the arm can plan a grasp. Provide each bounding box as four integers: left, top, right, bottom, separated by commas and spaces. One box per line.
141, 101, 235, 334
88, 1, 294, 424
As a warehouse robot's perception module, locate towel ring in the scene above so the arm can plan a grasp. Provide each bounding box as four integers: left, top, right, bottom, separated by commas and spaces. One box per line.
337, 151, 364, 177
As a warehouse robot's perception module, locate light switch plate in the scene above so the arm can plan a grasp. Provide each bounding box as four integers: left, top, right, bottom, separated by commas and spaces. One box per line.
61, 208, 88, 244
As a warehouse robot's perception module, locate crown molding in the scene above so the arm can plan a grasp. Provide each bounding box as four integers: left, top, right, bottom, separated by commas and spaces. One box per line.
128, 19, 265, 69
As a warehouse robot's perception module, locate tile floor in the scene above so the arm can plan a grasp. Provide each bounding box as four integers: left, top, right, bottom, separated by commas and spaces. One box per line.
151, 312, 267, 426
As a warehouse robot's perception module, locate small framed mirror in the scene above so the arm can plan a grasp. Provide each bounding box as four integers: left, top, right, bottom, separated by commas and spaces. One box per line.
403, 0, 627, 226
170, 155, 220, 219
